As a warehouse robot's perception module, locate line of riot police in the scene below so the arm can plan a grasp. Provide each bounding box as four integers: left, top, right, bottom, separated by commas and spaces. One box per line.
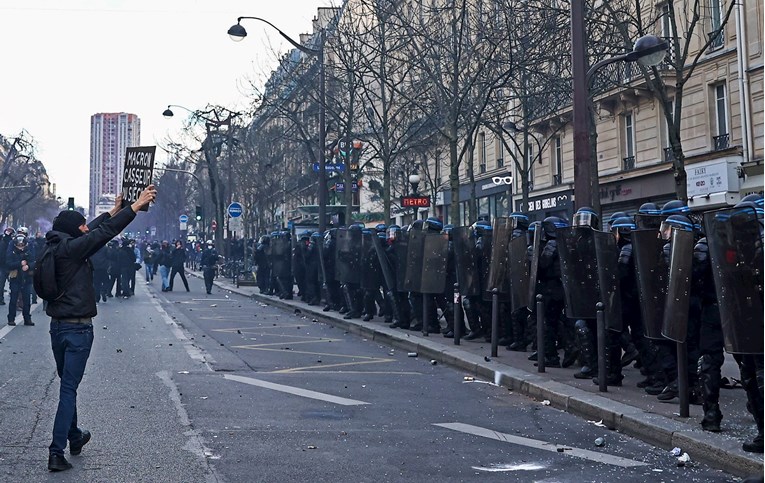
250, 195, 763, 453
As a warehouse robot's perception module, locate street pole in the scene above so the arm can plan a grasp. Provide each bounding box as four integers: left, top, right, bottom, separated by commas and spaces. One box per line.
571, 0, 590, 212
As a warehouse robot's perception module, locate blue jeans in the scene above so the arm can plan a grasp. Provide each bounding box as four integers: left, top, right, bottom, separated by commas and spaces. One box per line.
159, 265, 170, 290
49, 321, 93, 455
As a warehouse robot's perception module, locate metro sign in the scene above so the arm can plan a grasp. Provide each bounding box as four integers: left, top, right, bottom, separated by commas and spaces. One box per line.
401, 196, 431, 208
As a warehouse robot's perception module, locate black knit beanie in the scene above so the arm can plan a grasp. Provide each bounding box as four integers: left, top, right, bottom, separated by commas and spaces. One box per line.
52, 210, 87, 238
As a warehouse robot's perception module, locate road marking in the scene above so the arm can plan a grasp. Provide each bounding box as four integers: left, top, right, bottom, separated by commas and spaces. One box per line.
0, 302, 43, 340
223, 374, 369, 406
434, 422, 649, 468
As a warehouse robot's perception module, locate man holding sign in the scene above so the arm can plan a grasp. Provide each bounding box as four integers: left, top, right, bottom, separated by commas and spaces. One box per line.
43, 185, 157, 472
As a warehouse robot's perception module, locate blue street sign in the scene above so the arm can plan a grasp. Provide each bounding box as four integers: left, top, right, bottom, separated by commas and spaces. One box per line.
179, 214, 189, 223
227, 202, 243, 218
313, 163, 345, 173
335, 181, 359, 193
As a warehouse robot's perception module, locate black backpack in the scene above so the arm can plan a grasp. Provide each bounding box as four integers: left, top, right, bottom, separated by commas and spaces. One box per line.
33, 242, 77, 302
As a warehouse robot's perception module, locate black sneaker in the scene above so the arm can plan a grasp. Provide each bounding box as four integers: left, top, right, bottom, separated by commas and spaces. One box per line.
23, 320, 34, 326
69, 430, 91, 455
7, 320, 15, 326
743, 434, 764, 453
48, 453, 72, 472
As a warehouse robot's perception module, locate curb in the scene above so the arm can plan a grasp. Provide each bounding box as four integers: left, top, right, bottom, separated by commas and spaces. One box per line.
192, 271, 764, 477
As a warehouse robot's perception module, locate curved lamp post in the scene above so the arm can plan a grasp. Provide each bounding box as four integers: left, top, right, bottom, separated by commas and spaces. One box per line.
228, 16, 327, 232
571, 31, 668, 213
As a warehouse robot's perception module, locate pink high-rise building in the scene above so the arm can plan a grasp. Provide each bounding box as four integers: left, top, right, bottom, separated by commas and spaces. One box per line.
89, 112, 141, 218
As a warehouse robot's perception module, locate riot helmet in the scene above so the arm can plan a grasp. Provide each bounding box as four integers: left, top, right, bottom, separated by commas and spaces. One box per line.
659, 214, 694, 240
374, 223, 387, 234
611, 216, 636, 245
572, 207, 599, 229
16, 226, 29, 237
361, 228, 374, 235
411, 219, 424, 231
509, 212, 530, 231
387, 225, 401, 243
299, 230, 311, 241
476, 213, 490, 223
424, 216, 443, 233
740, 193, 764, 207
442, 224, 453, 241
607, 211, 627, 230
3, 227, 14, 236
258, 235, 270, 245
13, 234, 28, 250
661, 200, 690, 216
206, 240, 214, 247
472, 220, 492, 237
638, 202, 661, 215
542, 216, 568, 239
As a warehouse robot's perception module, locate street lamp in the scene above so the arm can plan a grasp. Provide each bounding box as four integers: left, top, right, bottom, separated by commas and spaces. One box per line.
408, 173, 421, 222
228, 16, 327, 233
570, 25, 668, 213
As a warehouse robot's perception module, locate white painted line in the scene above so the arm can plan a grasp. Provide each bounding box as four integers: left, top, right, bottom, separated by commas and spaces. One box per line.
0, 301, 43, 340
434, 422, 649, 468
0, 324, 13, 339
223, 374, 369, 406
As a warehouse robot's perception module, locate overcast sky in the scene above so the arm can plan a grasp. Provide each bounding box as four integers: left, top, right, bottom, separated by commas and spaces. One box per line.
0, 0, 334, 205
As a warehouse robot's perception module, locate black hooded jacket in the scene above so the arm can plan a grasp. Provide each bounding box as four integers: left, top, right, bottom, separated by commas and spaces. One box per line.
44, 207, 136, 319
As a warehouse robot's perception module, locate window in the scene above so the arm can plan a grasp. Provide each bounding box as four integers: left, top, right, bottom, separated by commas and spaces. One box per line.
496, 134, 504, 168
662, 99, 676, 162
552, 136, 562, 185
479, 132, 487, 174
713, 83, 729, 150
623, 112, 636, 170
660, 3, 675, 39
526, 144, 534, 191
709, 0, 724, 49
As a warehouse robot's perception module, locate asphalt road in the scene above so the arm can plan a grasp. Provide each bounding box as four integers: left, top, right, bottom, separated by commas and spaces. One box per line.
0, 274, 741, 482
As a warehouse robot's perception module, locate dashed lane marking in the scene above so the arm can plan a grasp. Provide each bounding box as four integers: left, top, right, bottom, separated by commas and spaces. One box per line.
223, 374, 369, 406
434, 422, 649, 468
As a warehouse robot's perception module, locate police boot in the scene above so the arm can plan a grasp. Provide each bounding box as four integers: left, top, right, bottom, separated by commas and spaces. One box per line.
362, 291, 376, 321
560, 317, 579, 368
342, 285, 360, 319
741, 361, 764, 453
508, 309, 528, 351
462, 298, 483, 340
541, 326, 560, 368
698, 354, 723, 431
573, 320, 596, 379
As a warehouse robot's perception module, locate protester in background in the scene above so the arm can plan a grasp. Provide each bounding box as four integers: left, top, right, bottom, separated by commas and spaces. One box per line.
168, 240, 189, 292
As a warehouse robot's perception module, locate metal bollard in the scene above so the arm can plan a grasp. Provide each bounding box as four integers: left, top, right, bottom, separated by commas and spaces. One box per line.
422, 294, 429, 337
536, 294, 544, 373
678, 341, 689, 417
453, 283, 462, 345
596, 302, 607, 393
491, 288, 499, 357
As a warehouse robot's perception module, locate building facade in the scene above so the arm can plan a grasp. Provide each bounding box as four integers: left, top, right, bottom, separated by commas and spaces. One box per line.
88, 112, 140, 219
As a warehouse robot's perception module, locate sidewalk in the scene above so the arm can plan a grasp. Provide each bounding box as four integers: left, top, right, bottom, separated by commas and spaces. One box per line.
190, 270, 764, 478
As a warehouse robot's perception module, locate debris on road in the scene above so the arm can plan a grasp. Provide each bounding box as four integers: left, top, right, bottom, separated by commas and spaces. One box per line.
116, 348, 123, 353
594, 437, 605, 447
541, 400, 551, 406
670, 447, 682, 457
210, 304, 218, 307
407, 352, 417, 357
463, 376, 475, 381
103, 326, 107, 329
676, 453, 691, 467
430, 360, 437, 365
178, 371, 189, 374
307, 445, 317, 450
587, 420, 606, 428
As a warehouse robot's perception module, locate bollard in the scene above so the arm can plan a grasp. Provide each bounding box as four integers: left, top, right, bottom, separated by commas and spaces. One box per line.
536, 294, 545, 373
491, 288, 499, 357
453, 283, 462, 346
422, 294, 429, 337
678, 341, 689, 417
596, 302, 607, 393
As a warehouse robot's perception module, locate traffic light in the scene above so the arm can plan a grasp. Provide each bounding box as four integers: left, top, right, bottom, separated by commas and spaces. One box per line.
195, 205, 203, 221
67, 197, 75, 210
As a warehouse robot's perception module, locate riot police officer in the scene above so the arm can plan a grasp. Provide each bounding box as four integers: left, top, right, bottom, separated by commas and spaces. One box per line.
254, 235, 272, 294
463, 220, 492, 340
200, 240, 220, 295
538, 215, 569, 369
0, 227, 15, 305
5, 233, 34, 325
386, 225, 412, 329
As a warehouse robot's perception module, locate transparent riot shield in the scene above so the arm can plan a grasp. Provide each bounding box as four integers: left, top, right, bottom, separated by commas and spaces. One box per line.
704, 206, 764, 354
335, 228, 361, 284
452, 226, 481, 297
487, 217, 513, 297
271, 234, 292, 280
632, 229, 668, 340
508, 235, 530, 312
360, 232, 381, 290
593, 230, 623, 332
393, 231, 409, 293
403, 229, 425, 292
527, 227, 542, 308
558, 226, 600, 319
420, 233, 448, 294
660, 228, 694, 342
372, 235, 396, 292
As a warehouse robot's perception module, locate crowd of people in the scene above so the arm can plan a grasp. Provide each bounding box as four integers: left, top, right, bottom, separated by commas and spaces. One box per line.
250, 195, 764, 455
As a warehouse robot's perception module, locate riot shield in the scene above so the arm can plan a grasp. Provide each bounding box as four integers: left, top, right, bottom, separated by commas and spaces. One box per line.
334, 228, 361, 284
452, 226, 481, 297
420, 232, 448, 294
527, 227, 541, 307
661, 229, 694, 342
632, 229, 668, 340
360, 232, 381, 290
403, 229, 425, 292
372, 235, 396, 292
635, 214, 663, 230
479, 232, 494, 302
487, 217, 513, 296
508, 234, 530, 312
593, 230, 623, 332
316, 236, 328, 287
393, 231, 409, 293
270, 234, 292, 279
704, 206, 764, 354
558, 226, 600, 319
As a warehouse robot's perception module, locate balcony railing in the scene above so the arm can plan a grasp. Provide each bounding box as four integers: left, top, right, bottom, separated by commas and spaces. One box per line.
622, 156, 636, 171
713, 133, 730, 151
552, 174, 562, 185
708, 30, 723, 50
663, 147, 675, 162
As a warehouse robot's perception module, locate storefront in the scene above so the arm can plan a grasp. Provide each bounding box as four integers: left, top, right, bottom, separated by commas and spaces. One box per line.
513, 187, 574, 223
598, 169, 676, 221
440, 176, 513, 225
